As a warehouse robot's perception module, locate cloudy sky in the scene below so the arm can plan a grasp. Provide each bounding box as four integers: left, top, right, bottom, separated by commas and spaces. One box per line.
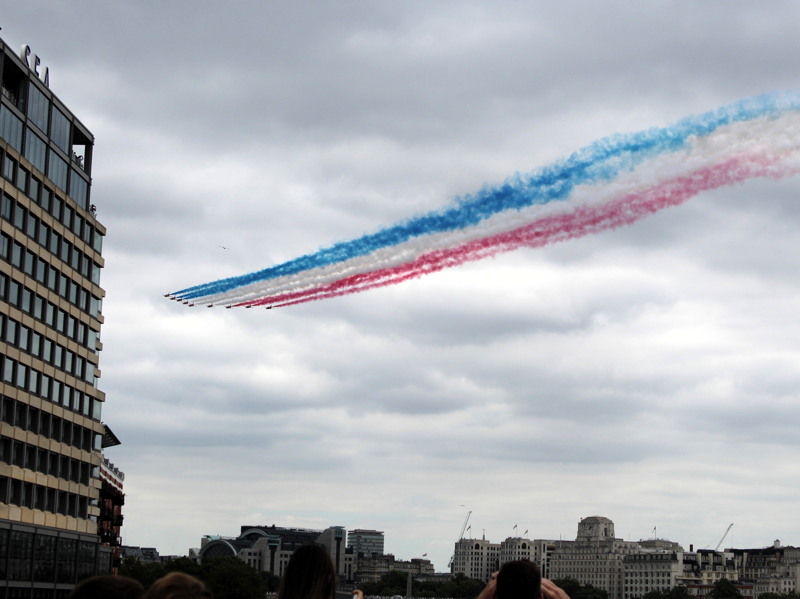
4, 1, 800, 570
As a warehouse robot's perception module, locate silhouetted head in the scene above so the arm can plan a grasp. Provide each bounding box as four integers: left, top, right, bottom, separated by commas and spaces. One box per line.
278, 544, 337, 599
496, 560, 542, 599
69, 575, 145, 599
144, 572, 212, 599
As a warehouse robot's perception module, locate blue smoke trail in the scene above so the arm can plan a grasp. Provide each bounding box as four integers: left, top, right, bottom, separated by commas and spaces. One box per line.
172, 91, 798, 300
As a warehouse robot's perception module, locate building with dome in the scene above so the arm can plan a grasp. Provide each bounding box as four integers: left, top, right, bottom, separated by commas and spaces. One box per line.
550, 516, 643, 599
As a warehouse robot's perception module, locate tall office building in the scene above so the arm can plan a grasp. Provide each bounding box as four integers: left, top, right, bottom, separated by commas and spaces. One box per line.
0, 34, 113, 596
348, 529, 385, 558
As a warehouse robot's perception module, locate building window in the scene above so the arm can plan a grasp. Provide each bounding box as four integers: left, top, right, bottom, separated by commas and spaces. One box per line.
27, 82, 49, 133
51, 107, 71, 154
1, 193, 11, 221
24, 249, 36, 277
8, 529, 34, 582
16, 166, 28, 193
92, 231, 103, 253
3, 154, 15, 181
16, 362, 27, 389
24, 128, 47, 173
51, 195, 62, 221
62, 205, 73, 230
26, 211, 38, 239
34, 534, 57, 583
47, 149, 68, 191
13, 204, 26, 230
0, 104, 23, 151
3, 357, 14, 384
56, 537, 77, 584
69, 169, 88, 209
40, 186, 53, 212
10, 241, 22, 268
2, 53, 26, 110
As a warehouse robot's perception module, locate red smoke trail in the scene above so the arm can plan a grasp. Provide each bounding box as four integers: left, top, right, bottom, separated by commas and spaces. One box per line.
239, 153, 793, 309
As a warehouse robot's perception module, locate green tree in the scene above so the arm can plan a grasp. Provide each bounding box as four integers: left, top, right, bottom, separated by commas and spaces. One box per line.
121, 555, 265, 599
378, 570, 410, 596
118, 557, 166, 588
708, 578, 742, 599
760, 593, 800, 599
666, 585, 693, 599
360, 571, 484, 599
162, 556, 203, 578
551, 578, 609, 599
201, 556, 267, 599
552, 578, 583, 599
262, 570, 280, 592
643, 585, 692, 599
441, 572, 485, 599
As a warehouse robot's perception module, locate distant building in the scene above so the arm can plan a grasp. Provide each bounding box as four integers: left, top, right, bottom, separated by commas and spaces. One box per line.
550, 516, 644, 599
349, 528, 385, 557
624, 551, 684, 599
0, 30, 116, 595
451, 518, 636, 585
354, 553, 434, 583
196, 524, 354, 580
678, 549, 739, 587
121, 545, 163, 563
730, 540, 800, 599
449, 516, 799, 599
98, 458, 126, 570
500, 537, 534, 564
451, 537, 500, 582
530, 539, 557, 579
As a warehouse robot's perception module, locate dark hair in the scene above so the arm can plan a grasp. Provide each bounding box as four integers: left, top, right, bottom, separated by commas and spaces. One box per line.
496, 560, 541, 599
278, 544, 336, 599
69, 575, 145, 599
144, 572, 212, 599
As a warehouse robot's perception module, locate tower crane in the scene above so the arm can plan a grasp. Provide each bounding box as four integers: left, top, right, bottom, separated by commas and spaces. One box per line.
715, 523, 734, 551
458, 511, 472, 540
448, 510, 472, 570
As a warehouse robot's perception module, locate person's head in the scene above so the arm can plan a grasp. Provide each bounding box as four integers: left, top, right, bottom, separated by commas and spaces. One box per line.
69, 575, 145, 599
144, 572, 212, 599
495, 560, 542, 599
278, 544, 337, 599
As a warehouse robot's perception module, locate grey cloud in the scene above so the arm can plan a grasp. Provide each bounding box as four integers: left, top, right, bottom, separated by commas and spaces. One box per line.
6, 0, 800, 569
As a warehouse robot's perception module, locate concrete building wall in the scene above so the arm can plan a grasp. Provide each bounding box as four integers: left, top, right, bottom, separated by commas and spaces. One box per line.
452, 537, 500, 582
624, 552, 683, 599
500, 537, 534, 565
550, 517, 643, 599
354, 553, 434, 583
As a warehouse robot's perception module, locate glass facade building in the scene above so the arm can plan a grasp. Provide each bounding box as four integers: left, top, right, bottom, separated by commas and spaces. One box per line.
0, 36, 113, 597
348, 529, 385, 558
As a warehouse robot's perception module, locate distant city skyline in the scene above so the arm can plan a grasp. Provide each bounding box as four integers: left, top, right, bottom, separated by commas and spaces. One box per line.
174, 515, 793, 575
123, 515, 800, 599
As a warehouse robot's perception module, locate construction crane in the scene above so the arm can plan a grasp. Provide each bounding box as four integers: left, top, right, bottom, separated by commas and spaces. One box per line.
448, 510, 472, 570
715, 523, 734, 551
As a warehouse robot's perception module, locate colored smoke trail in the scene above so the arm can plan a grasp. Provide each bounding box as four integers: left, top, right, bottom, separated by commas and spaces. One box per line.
241, 153, 796, 309
167, 90, 800, 309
